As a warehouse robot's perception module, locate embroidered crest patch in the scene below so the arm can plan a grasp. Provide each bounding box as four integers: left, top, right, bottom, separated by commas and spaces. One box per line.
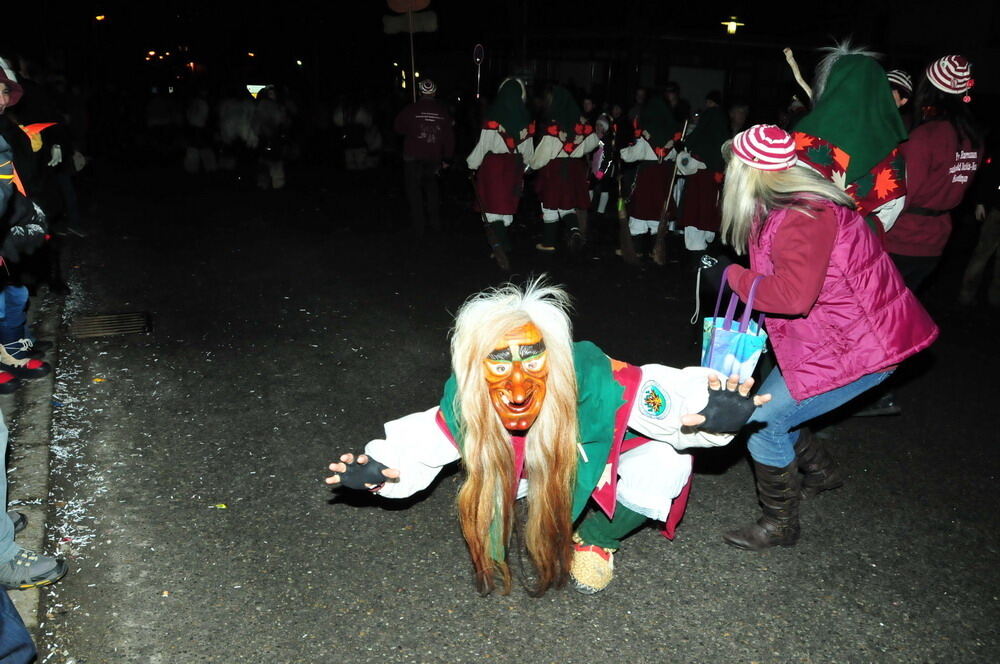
640, 381, 670, 420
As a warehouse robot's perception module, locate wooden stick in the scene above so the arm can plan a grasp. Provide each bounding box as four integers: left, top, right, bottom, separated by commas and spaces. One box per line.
783, 48, 813, 101
652, 119, 688, 265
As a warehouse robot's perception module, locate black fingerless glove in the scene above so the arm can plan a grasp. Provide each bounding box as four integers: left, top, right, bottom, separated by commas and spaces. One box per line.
337, 458, 390, 490
696, 388, 757, 433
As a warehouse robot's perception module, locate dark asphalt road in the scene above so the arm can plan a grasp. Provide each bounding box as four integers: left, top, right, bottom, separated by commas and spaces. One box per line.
37, 163, 1000, 663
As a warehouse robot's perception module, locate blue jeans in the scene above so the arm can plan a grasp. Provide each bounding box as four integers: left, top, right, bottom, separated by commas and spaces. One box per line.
0, 586, 37, 663
0, 412, 14, 564
0, 286, 29, 345
747, 367, 893, 467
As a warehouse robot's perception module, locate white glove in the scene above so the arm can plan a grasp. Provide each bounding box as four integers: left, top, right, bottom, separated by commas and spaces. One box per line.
72, 150, 87, 172
47, 144, 63, 167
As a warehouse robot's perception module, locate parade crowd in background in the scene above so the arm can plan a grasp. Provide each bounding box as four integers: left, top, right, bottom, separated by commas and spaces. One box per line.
69, 41, 995, 307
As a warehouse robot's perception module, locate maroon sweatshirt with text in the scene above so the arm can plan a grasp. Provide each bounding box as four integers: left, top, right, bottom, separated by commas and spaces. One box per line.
393, 97, 455, 162
886, 120, 981, 257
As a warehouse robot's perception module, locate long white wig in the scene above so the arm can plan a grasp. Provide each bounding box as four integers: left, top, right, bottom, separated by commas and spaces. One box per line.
450, 277, 578, 595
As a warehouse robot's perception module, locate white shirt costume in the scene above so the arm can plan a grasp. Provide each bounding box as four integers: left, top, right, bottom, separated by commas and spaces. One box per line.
465, 126, 534, 171
364, 365, 732, 521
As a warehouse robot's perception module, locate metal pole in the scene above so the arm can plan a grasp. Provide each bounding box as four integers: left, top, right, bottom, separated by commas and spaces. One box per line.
408, 9, 417, 102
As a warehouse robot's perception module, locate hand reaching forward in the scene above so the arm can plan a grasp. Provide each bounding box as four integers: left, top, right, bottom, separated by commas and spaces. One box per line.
326, 453, 400, 490
680, 374, 772, 432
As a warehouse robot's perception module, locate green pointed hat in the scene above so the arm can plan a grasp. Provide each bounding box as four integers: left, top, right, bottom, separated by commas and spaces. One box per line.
487, 78, 531, 138
637, 97, 679, 148
547, 85, 582, 132
795, 54, 907, 183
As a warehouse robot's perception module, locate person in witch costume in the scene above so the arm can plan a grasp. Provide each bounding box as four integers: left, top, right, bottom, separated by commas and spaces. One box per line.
677, 91, 729, 252
528, 87, 599, 252
466, 78, 535, 259
793, 42, 908, 236
618, 96, 681, 260
326, 279, 769, 595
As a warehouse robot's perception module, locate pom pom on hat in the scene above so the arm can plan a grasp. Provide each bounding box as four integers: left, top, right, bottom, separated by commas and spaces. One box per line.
731, 124, 797, 171
418, 78, 437, 95
926, 55, 973, 98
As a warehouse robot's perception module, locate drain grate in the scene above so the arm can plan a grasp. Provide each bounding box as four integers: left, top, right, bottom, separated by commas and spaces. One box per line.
68, 311, 153, 338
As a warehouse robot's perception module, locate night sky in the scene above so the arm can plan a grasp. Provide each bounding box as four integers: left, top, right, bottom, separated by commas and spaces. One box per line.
5, 1, 999, 101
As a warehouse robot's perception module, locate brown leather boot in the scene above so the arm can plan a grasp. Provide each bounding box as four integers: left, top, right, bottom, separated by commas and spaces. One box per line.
794, 428, 844, 499
723, 460, 801, 550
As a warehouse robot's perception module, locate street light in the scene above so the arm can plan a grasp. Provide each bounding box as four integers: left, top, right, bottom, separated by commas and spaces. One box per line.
721, 16, 745, 35
95, 15, 106, 21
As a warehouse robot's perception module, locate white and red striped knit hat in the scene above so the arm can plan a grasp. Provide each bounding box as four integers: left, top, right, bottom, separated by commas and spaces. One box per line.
926, 55, 973, 97
731, 124, 797, 171
886, 69, 912, 95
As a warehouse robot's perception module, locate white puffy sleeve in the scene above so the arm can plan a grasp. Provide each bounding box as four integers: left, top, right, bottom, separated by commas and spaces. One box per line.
466, 129, 508, 170
363, 407, 461, 499
569, 132, 600, 158
873, 194, 906, 231
517, 135, 534, 162
529, 135, 563, 171
628, 365, 734, 450
619, 138, 656, 163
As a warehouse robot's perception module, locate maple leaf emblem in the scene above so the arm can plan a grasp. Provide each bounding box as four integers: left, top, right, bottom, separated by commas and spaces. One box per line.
854, 171, 875, 198
831, 169, 848, 190
833, 147, 850, 171
873, 168, 898, 200
793, 132, 815, 151
806, 145, 834, 167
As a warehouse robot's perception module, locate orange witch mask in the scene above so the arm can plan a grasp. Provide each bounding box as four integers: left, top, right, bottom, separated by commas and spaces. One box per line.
483, 322, 549, 431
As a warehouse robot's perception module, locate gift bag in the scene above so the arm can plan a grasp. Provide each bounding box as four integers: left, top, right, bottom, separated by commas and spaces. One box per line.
701, 267, 767, 382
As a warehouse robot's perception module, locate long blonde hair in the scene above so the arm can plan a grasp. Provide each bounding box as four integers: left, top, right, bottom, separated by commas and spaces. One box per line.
450, 277, 578, 595
719, 142, 855, 255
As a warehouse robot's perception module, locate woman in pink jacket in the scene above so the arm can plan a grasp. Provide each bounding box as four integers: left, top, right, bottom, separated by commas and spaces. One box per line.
716, 125, 938, 551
